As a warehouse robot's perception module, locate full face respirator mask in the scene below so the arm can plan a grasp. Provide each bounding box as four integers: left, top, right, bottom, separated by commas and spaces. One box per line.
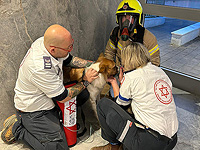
118, 15, 138, 41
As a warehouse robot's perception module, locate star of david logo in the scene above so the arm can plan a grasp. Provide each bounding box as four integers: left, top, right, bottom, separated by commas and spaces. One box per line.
159, 85, 169, 98
66, 101, 76, 115
154, 79, 172, 104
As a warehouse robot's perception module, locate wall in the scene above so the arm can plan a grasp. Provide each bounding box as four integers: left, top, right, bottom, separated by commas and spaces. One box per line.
0, 0, 121, 130
144, 16, 165, 28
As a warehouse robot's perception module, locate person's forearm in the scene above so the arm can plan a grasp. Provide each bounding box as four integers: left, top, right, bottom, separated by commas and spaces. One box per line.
111, 82, 119, 97
59, 82, 85, 103
68, 56, 93, 68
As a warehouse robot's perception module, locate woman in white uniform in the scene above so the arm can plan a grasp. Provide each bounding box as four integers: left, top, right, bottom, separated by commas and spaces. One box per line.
91, 42, 178, 150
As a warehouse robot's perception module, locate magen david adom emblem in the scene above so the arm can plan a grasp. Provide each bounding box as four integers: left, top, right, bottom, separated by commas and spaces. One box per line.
154, 79, 173, 104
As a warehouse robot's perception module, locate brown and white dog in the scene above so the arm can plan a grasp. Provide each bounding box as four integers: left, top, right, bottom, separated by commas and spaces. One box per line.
64, 53, 117, 127
69, 53, 117, 102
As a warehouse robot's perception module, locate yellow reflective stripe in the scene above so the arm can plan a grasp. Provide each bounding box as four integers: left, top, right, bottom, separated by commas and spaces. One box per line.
150, 47, 159, 56
109, 41, 117, 50
117, 42, 122, 51
149, 44, 159, 56
149, 44, 158, 53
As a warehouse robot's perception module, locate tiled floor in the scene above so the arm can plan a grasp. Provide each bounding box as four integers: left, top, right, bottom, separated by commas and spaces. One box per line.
1, 18, 200, 149
1, 87, 200, 150
74, 88, 200, 150
148, 18, 200, 78
172, 89, 200, 150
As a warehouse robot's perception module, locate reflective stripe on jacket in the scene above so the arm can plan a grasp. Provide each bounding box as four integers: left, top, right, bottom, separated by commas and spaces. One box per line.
104, 26, 160, 67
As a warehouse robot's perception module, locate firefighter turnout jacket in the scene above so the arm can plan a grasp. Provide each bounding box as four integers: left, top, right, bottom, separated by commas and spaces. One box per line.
104, 25, 160, 67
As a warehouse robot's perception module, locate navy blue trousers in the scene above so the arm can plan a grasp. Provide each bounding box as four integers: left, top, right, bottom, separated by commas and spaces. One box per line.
97, 97, 177, 150
12, 88, 89, 150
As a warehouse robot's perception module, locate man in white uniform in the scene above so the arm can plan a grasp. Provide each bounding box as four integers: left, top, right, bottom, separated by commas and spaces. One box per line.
91, 43, 178, 150
1, 24, 98, 150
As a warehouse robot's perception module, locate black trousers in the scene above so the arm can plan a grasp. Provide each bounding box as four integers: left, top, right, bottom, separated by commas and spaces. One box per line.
97, 97, 177, 150
12, 88, 89, 150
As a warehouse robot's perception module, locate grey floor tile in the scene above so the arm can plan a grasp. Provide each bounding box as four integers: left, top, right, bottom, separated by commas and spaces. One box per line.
1, 88, 200, 150
148, 18, 200, 79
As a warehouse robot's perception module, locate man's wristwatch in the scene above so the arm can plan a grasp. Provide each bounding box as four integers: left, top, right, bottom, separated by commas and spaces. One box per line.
83, 80, 90, 87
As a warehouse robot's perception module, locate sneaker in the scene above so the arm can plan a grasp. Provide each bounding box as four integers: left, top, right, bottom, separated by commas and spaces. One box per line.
1, 114, 17, 144
3, 114, 16, 127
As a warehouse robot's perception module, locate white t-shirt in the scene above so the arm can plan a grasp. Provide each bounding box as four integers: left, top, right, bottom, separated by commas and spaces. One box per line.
117, 62, 178, 138
14, 37, 69, 112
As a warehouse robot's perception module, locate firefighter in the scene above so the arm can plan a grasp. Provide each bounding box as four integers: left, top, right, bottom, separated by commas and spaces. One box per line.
104, 0, 160, 67
101, 0, 160, 99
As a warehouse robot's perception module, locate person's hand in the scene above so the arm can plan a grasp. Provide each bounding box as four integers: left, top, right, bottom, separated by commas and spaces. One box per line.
107, 76, 118, 85
83, 68, 99, 83
107, 76, 119, 97
118, 66, 124, 83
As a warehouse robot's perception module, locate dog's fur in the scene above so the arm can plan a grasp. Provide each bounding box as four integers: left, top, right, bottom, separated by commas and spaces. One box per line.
69, 53, 117, 101
63, 53, 117, 130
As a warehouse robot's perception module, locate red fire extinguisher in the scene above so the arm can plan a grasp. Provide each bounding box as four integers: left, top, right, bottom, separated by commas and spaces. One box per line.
57, 83, 77, 147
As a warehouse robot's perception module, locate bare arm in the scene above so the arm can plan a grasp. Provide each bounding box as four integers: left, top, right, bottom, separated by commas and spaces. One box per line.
68, 56, 94, 68
58, 68, 99, 103
107, 67, 124, 97
59, 82, 85, 103
107, 77, 119, 97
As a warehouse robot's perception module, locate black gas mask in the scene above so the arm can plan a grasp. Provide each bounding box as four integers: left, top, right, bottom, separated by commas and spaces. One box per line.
118, 15, 138, 41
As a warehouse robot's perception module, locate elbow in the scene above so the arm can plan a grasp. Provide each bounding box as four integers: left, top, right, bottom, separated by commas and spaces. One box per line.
58, 100, 65, 103
57, 96, 71, 103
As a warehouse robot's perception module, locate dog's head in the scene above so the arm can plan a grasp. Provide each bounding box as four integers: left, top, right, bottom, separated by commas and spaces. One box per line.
96, 53, 118, 80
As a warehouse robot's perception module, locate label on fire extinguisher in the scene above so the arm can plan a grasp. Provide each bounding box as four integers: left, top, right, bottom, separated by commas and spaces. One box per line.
63, 97, 77, 127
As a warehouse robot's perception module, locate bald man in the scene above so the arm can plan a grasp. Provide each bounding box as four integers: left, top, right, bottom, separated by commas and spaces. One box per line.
1, 24, 98, 150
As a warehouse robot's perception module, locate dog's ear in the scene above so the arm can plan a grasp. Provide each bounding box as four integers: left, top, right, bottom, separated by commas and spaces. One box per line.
99, 62, 110, 80
99, 53, 105, 57
99, 62, 106, 73
96, 53, 105, 62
